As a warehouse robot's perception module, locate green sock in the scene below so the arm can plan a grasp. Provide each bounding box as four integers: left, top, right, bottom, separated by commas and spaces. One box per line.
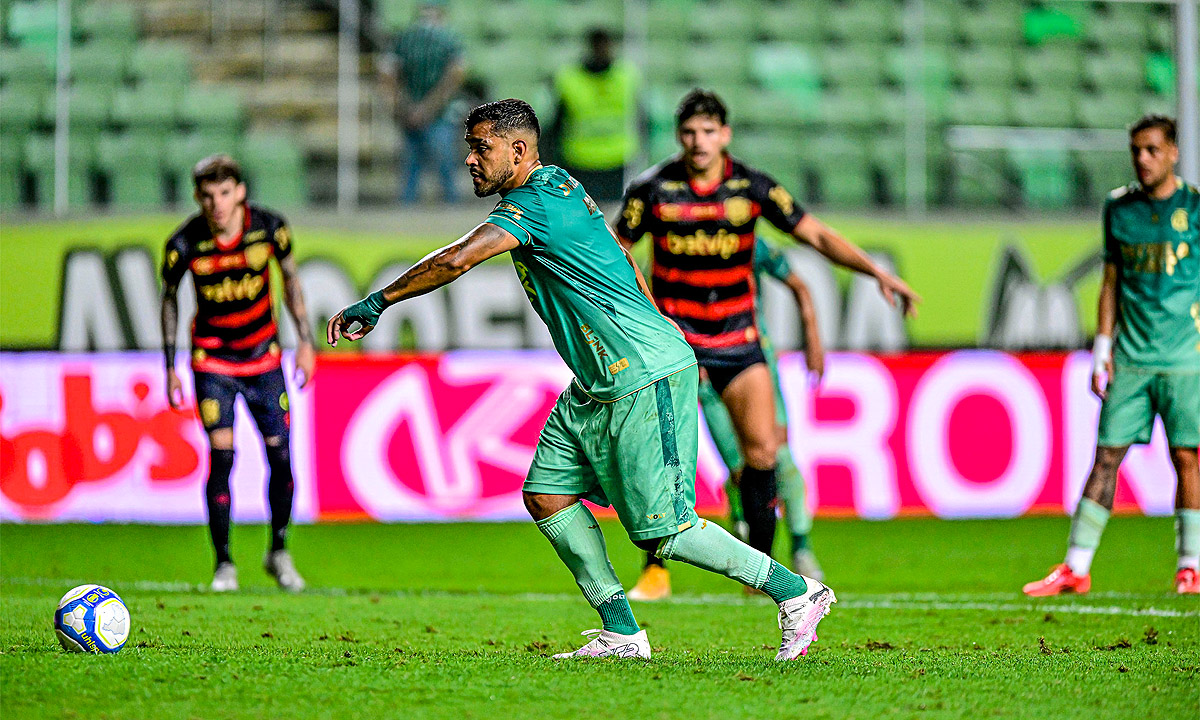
777, 445, 812, 538
657, 517, 808, 603
1065, 498, 1110, 575
1176, 509, 1200, 570
535, 503, 639, 635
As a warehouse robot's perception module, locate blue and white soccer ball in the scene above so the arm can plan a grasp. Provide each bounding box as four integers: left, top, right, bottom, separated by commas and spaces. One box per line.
54, 584, 130, 653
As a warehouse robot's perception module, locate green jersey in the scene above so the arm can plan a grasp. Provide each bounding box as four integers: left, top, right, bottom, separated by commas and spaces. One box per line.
1103, 179, 1200, 370
753, 237, 791, 342
486, 165, 696, 401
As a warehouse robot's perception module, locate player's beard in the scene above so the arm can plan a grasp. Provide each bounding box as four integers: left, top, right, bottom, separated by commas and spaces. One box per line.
472, 165, 514, 197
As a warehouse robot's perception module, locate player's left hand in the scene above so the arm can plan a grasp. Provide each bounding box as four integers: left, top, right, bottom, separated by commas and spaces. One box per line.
326, 291, 388, 347
877, 273, 921, 318
805, 347, 825, 387
294, 342, 315, 387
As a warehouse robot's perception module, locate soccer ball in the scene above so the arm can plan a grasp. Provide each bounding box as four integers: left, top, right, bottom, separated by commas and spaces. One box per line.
54, 584, 130, 653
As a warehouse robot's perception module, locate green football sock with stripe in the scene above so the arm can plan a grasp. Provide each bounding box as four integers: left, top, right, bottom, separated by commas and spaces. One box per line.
535, 502, 639, 635
658, 518, 808, 603
1177, 509, 1200, 571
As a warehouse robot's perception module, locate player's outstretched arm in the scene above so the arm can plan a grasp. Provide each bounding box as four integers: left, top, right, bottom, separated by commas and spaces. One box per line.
278, 254, 316, 387
326, 223, 520, 346
160, 278, 184, 408
1091, 262, 1119, 399
791, 214, 921, 318
785, 272, 824, 384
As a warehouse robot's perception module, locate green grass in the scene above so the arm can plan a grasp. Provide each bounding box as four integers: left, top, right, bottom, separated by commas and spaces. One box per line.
2, 517, 1197, 719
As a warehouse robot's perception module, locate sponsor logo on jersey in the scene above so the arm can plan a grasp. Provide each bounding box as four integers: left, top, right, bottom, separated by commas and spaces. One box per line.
199, 273, 265, 302
662, 229, 742, 258
580, 323, 610, 362
608, 358, 629, 375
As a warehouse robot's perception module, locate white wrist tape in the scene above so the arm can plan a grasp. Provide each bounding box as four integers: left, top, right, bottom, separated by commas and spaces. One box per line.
1092, 334, 1112, 374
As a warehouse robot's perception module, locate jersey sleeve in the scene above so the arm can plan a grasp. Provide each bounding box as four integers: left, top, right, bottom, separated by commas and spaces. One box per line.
615, 178, 652, 243
270, 215, 294, 261
485, 191, 545, 246
754, 237, 792, 282
752, 169, 806, 233
1101, 198, 1119, 266
161, 231, 190, 287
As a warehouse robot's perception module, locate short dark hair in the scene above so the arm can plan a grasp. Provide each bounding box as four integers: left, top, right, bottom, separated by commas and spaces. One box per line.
1129, 114, 1176, 144
465, 99, 540, 139
192, 154, 242, 189
676, 89, 728, 128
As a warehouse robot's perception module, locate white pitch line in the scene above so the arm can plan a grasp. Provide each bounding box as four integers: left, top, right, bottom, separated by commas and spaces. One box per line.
3, 576, 1196, 619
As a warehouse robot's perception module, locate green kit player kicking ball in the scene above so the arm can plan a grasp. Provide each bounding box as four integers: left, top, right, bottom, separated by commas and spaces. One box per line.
1024, 114, 1200, 596
327, 100, 835, 660
629, 237, 826, 601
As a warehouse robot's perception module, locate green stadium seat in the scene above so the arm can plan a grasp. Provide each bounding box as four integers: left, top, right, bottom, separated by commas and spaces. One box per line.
77, 1, 138, 46
687, 0, 755, 41
646, 0, 695, 42
825, 0, 900, 43
0, 45, 56, 88
1082, 51, 1147, 93
39, 85, 111, 129
1075, 150, 1132, 198
130, 41, 192, 84
0, 131, 24, 210
1145, 52, 1175, 96
178, 86, 245, 135
1011, 147, 1072, 209
947, 89, 1012, 126
646, 45, 688, 84
737, 89, 821, 129
734, 131, 800, 190
683, 40, 748, 86
377, 0, 416, 34
956, 1, 1024, 46
96, 131, 165, 208
24, 131, 94, 208
1023, 4, 1083, 45
1019, 45, 1082, 91
920, 1, 959, 44
0, 85, 44, 133
954, 45, 1017, 90
241, 133, 307, 207
1011, 89, 1076, 127
821, 43, 887, 90
1147, 11, 1174, 51
819, 89, 880, 128
883, 45, 953, 101
1075, 91, 1141, 129
8, 0, 59, 52
111, 84, 179, 131
1083, 4, 1150, 49
751, 42, 821, 95
818, 165, 874, 207
70, 40, 130, 89
756, 0, 823, 43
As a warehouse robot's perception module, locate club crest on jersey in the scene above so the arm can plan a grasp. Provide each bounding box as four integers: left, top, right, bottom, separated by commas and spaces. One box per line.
1172, 208, 1189, 233
724, 196, 753, 225
245, 242, 272, 271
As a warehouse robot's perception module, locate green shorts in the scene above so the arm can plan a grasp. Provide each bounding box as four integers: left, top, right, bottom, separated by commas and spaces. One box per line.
1097, 368, 1200, 447
524, 365, 700, 541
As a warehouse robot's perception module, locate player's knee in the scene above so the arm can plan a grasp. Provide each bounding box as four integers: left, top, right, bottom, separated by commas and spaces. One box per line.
1170, 447, 1199, 473
208, 428, 234, 450
743, 439, 779, 470
522, 492, 577, 521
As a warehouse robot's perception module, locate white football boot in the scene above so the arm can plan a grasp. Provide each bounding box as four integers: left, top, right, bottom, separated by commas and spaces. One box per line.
775, 576, 836, 661
211, 562, 239, 592
264, 550, 306, 592
551, 629, 651, 660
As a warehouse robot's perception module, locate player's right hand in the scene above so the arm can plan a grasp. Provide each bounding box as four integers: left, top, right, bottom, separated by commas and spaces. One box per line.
1090, 358, 1113, 399
327, 291, 387, 347
166, 370, 184, 409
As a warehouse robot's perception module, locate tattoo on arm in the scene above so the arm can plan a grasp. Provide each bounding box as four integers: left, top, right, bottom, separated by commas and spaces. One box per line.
279, 255, 313, 345
161, 281, 179, 369
380, 223, 520, 304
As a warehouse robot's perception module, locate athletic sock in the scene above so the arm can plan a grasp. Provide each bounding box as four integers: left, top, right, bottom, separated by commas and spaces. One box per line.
658, 517, 808, 603
739, 465, 779, 557
205, 449, 235, 566
792, 533, 810, 553
1176, 509, 1200, 571
265, 442, 295, 553
644, 552, 664, 569
777, 445, 812, 541
535, 503, 639, 635
1065, 498, 1110, 575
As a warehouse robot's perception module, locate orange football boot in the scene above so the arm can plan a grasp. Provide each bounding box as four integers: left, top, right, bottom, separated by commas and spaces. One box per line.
1175, 568, 1199, 594
1022, 563, 1091, 596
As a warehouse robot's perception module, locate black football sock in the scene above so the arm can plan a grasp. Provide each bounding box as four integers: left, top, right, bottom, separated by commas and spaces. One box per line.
265, 442, 294, 553
206, 449, 235, 567
644, 551, 665, 569
739, 465, 779, 558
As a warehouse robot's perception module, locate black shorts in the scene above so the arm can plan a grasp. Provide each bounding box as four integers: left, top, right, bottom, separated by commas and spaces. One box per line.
193, 367, 290, 439
701, 344, 768, 395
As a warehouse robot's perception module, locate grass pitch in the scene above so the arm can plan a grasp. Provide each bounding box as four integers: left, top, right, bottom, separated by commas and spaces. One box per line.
1, 516, 1196, 719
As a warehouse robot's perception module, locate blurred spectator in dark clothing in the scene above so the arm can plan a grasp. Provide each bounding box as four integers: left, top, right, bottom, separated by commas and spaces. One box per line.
381, 0, 465, 203
546, 28, 642, 202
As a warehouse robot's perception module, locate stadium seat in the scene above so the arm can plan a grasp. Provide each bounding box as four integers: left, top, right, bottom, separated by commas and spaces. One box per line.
737, 88, 821, 129
8, 0, 59, 53
241, 132, 308, 208
77, 1, 138, 46
178, 86, 245, 135
377, 0, 416, 34
1011, 147, 1072, 209
110, 83, 179, 131
24, 132, 94, 208
38, 84, 111, 129
1083, 4, 1150, 49
1147, 12, 1174, 51
0, 131, 25, 210
825, 0, 900, 43
0, 44, 56, 89
947, 88, 1012, 126
687, 0, 756, 41
646, 0, 695, 41
1145, 52, 1175, 97
683, 40, 749, 87
70, 40, 130, 89
130, 41, 192, 85
819, 89, 880, 128
818, 165, 874, 207
954, 45, 1018, 90
1082, 50, 1147, 93
0, 85, 44, 134
1019, 44, 1082, 91
1022, 4, 1083, 45
956, 1, 1024, 46
751, 42, 821, 96
755, 0, 824, 43
96, 131, 165, 208
821, 42, 887, 90
1075, 150, 1132, 197
919, 0, 959, 44
1011, 89, 1076, 128
883, 45, 953, 102
1075, 91, 1141, 129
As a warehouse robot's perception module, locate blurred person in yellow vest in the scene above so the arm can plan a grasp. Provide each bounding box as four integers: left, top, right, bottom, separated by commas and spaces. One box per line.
546, 28, 643, 202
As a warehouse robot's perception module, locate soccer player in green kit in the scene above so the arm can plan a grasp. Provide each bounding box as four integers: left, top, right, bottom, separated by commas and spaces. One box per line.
326, 100, 835, 659
1024, 115, 1200, 596
629, 236, 825, 600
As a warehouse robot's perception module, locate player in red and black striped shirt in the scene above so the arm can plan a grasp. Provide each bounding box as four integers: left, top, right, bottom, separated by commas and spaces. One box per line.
161, 154, 315, 593
618, 90, 920, 563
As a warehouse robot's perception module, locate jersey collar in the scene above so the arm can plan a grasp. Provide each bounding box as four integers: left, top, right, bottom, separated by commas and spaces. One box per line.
213, 203, 251, 251
688, 154, 732, 197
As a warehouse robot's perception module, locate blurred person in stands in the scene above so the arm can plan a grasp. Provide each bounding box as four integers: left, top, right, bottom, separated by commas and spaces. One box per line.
161, 154, 315, 593
545, 27, 641, 202
381, 0, 465, 203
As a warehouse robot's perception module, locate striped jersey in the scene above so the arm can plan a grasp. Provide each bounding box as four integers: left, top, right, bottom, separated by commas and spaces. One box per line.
162, 204, 292, 376
616, 155, 806, 366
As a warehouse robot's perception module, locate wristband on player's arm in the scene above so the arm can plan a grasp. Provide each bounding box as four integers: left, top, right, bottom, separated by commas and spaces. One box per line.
344, 290, 389, 328
1092, 333, 1112, 374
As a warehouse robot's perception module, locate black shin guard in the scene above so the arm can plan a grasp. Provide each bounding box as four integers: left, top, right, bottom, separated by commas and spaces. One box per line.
206, 449, 235, 566
739, 465, 778, 557
265, 442, 295, 553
